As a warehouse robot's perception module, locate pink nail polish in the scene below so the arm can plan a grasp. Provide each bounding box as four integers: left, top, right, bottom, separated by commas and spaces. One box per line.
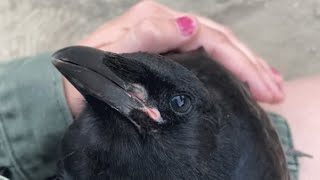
271, 67, 281, 76
176, 16, 195, 36
277, 82, 283, 92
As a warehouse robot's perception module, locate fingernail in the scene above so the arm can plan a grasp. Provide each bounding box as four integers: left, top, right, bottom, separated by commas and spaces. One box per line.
176, 16, 195, 36
271, 66, 281, 76
276, 82, 284, 93
269, 79, 284, 102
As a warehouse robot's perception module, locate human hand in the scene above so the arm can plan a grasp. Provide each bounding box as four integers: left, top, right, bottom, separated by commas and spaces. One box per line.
64, 1, 284, 117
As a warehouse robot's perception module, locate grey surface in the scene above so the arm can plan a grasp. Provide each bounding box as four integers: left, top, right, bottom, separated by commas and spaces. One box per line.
0, 0, 319, 79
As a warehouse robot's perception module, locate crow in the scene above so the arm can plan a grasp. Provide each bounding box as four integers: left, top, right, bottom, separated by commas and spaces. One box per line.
52, 46, 289, 180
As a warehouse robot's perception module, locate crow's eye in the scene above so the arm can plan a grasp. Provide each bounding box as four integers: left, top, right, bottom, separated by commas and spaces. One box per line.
169, 95, 192, 114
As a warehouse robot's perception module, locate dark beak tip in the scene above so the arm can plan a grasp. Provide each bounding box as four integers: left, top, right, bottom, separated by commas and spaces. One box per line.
52, 46, 73, 60
51, 46, 86, 68
51, 45, 89, 60
51, 59, 58, 67
51, 59, 63, 68
51, 45, 107, 67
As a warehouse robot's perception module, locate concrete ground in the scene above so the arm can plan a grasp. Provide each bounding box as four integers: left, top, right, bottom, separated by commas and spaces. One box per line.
0, 0, 319, 80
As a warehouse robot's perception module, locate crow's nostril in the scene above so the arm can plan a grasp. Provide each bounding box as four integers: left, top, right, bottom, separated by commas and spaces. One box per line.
127, 83, 148, 103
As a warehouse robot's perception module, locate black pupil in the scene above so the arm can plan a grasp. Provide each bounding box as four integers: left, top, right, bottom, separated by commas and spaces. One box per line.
170, 95, 191, 113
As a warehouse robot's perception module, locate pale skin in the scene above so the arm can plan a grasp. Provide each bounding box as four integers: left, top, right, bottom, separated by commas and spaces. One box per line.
261, 76, 320, 180
62, 1, 319, 179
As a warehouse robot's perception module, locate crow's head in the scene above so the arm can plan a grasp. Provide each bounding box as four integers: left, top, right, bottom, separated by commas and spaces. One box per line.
52, 46, 288, 179
53, 46, 212, 136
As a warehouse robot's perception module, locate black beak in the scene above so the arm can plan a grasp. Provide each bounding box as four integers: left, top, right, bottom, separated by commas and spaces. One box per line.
52, 46, 145, 128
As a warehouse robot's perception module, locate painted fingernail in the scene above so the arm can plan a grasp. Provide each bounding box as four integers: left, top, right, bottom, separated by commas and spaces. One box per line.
176, 16, 195, 36
276, 82, 284, 93
271, 66, 281, 76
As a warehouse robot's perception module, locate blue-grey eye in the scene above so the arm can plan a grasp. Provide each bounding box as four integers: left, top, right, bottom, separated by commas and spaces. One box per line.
170, 95, 192, 114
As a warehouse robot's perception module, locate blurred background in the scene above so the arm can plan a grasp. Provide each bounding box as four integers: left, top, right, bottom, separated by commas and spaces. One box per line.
0, 0, 319, 79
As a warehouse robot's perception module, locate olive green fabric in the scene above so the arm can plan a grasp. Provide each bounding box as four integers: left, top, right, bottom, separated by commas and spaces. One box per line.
0, 53, 299, 180
0, 53, 73, 180
268, 113, 299, 180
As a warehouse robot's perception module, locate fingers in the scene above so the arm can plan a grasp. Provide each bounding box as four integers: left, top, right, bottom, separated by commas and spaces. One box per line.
137, 3, 285, 103
199, 17, 284, 103
79, 1, 175, 47
257, 56, 284, 89
180, 24, 284, 103
198, 16, 284, 85
122, 1, 174, 22
197, 17, 257, 61
78, 0, 284, 104
99, 16, 198, 53
254, 59, 284, 103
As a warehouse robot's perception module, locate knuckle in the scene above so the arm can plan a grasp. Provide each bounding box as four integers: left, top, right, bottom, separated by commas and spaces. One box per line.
133, 1, 164, 15
133, 18, 161, 42
214, 31, 229, 44
221, 27, 233, 36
